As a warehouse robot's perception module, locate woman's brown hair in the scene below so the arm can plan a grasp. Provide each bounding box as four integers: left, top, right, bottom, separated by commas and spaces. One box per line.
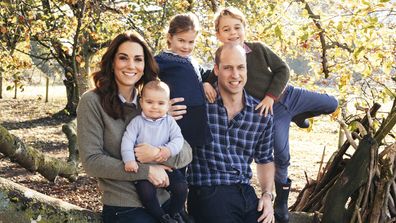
92, 31, 158, 119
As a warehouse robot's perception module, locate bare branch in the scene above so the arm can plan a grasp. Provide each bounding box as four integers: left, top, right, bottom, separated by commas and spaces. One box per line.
297, 0, 329, 77
337, 119, 358, 149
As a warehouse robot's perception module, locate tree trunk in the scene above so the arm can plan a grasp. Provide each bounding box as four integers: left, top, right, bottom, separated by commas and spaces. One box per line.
76, 53, 93, 96
0, 71, 3, 99
45, 75, 49, 103
63, 71, 79, 117
62, 120, 78, 163
0, 176, 101, 223
0, 124, 78, 182
13, 80, 17, 99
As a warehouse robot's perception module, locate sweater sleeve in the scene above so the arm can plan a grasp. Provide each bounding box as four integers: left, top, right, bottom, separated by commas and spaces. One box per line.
259, 42, 290, 98
163, 116, 184, 156
120, 117, 139, 162
203, 69, 217, 86
200, 64, 213, 83
77, 92, 149, 181
162, 140, 192, 169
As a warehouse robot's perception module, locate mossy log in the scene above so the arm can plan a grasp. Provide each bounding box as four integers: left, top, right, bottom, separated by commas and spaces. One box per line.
0, 176, 101, 223
0, 124, 78, 182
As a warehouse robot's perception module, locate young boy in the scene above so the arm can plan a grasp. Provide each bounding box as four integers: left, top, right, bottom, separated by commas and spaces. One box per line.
121, 80, 188, 223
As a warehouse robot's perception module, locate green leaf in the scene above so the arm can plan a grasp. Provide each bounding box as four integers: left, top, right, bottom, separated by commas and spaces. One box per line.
274, 25, 282, 38
300, 32, 309, 41
353, 46, 365, 60
337, 22, 343, 32
379, 0, 390, 2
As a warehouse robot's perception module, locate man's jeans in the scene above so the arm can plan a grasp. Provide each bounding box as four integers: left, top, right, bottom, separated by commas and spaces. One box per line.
187, 184, 260, 223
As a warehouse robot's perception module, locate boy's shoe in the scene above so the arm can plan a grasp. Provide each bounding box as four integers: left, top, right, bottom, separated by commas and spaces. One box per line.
160, 214, 178, 223
292, 118, 310, 128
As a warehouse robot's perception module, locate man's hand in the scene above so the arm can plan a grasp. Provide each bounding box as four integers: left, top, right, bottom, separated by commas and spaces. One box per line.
255, 95, 274, 117
169, 97, 187, 120
203, 82, 217, 103
257, 193, 275, 223
124, 161, 139, 172
147, 165, 172, 188
135, 143, 160, 163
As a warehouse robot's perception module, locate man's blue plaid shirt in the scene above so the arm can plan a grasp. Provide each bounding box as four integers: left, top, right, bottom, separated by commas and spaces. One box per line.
187, 90, 274, 186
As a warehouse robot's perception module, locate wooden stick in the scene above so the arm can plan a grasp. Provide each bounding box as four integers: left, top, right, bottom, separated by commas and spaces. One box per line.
361, 143, 378, 211
317, 146, 326, 181
338, 119, 358, 149
313, 103, 381, 196
350, 187, 365, 223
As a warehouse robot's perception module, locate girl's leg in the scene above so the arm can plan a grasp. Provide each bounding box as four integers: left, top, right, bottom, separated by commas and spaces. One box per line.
135, 180, 166, 220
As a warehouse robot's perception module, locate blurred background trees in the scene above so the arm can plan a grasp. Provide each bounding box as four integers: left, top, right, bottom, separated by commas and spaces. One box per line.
0, 0, 394, 126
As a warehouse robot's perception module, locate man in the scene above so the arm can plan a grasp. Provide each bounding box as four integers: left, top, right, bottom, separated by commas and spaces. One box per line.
186, 44, 275, 223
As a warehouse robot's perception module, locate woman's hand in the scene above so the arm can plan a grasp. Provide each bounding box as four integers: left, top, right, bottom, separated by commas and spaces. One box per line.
148, 165, 172, 188
169, 97, 187, 120
203, 82, 217, 103
134, 143, 160, 163
255, 95, 274, 117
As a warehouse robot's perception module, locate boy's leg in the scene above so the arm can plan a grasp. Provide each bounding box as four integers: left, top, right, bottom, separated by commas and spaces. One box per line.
286, 86, 338, 127
166, 169, 188, 216
135, 180, 166, 220
272, 101, 292, 184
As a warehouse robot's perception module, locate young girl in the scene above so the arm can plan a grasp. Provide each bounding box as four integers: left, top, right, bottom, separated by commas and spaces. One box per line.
155, 13, 212, 150
155, 12, 210, 223
204, 7, 338, 223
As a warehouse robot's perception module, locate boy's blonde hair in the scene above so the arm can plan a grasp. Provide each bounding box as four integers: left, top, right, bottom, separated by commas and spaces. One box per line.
141, 80, 170, 99
214, 7, 247, 32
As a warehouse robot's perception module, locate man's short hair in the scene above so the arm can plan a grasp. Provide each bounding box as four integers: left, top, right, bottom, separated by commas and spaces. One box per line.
142, 80, 170, 98
214, 44, 246, 66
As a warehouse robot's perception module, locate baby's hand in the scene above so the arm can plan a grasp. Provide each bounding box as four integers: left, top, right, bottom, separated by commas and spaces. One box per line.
203, 82, 217, 103
125, 161, 139, 172
155, 147, 171, 163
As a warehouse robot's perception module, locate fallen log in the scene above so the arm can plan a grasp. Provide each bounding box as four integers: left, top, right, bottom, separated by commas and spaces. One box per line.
0, 176, 100, 223
0, 124, 78, 182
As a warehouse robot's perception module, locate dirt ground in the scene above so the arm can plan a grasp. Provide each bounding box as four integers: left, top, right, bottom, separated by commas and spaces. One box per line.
0, 86, 339, 213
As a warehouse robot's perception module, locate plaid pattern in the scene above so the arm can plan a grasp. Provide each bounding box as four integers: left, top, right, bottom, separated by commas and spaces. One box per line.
187, 90, 274, 186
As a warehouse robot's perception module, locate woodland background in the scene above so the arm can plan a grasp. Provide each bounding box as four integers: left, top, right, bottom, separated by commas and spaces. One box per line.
0, 0, 395, 222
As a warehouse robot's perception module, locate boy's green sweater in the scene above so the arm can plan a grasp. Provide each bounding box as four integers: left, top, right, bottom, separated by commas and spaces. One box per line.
244, 41, 289, 99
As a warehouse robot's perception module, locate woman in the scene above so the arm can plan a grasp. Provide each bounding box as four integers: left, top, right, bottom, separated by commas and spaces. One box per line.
77, 31, 192, 223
